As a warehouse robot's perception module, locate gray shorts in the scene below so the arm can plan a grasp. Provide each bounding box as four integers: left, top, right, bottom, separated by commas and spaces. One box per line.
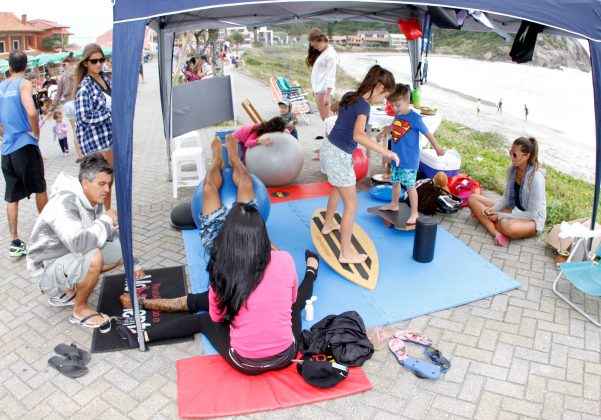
38, 241, 123, 295
320, 140, 356, 187
62, 100, 76, 120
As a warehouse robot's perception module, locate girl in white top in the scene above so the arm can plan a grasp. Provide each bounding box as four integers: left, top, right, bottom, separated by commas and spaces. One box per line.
306, 29, 337, 120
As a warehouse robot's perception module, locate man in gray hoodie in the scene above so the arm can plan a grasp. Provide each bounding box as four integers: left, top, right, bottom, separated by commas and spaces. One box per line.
27, 154, 143, 328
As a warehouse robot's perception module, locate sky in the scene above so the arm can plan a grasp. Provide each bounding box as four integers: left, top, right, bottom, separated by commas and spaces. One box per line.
5, 0, 114, 46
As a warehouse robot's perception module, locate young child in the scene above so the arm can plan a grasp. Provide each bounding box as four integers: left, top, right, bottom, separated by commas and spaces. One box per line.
320, 65, 399, 264
52, 110, 70, 155
277, 99, 298, 139
232, 116, 287, 159
376, 84, 445, 225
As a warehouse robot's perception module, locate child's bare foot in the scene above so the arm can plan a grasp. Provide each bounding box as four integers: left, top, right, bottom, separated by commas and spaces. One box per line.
378, 204, 399, 211
339, 252, 368, 264
225, 135, 239, 166
321, 223, 340, 235
211, 137, 224, 168
407, 214, 418, 225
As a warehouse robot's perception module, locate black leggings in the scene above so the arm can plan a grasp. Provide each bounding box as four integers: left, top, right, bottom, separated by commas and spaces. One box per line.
147, 267, 317, 374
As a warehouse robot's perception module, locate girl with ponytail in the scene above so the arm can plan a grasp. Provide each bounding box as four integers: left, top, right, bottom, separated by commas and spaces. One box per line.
468, 136, 546, 246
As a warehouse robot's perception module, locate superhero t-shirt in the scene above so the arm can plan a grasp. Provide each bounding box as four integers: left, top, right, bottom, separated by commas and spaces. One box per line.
390, 110, 428, 169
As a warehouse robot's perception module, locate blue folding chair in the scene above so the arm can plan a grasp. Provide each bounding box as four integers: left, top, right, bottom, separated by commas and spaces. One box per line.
553, 222, 601, 326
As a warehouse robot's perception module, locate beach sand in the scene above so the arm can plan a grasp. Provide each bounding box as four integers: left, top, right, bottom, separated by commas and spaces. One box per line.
339, 52, 595, 183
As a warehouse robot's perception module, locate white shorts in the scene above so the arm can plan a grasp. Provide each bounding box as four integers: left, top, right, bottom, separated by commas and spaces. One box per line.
320, 140, 356, 187
62, 100, 76, 120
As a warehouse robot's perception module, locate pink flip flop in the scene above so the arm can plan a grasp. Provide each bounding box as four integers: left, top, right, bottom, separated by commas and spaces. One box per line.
393, 330, 433, 347
388, 338, 408, 364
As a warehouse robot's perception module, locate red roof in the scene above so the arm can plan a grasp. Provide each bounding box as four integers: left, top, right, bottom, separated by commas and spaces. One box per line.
29, 19, 70, 31
0, 12, 41, 33
96, 29, 113, 47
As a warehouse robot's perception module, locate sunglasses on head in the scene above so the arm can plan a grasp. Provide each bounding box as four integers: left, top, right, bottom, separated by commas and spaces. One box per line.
87, 57, 106, 65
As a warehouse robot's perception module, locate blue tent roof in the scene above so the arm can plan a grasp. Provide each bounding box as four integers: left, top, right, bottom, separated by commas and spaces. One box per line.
114, 0, 601, 41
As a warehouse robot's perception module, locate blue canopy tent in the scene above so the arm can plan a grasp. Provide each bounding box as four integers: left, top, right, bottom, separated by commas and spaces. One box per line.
112, 0, 601, 350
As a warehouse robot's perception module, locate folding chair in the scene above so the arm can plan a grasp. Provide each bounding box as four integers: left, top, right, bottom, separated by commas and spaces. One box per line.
553, 221, 601, 326
269, 76, 311, 125
241, 99, 263, 124
276, 76, 306, 97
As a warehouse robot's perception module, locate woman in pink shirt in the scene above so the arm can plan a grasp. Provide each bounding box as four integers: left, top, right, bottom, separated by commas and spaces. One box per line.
233, 116, 287, 159
118, 137, 319, 374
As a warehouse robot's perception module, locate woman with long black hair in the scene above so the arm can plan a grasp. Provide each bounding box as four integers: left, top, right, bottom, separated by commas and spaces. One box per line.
119, 136, 319, 375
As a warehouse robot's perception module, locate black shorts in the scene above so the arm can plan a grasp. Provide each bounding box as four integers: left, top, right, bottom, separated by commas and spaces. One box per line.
2, 144, 46, 203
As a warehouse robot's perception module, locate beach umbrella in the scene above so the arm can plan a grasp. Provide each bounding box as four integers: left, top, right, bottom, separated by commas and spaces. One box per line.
0, 60, 8, 73
73, 47, 112, 59
26, 56, 40, 69
35, 53, 61, 67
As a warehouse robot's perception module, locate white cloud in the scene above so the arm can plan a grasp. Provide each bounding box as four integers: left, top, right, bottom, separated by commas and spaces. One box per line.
5, 0, 113, 46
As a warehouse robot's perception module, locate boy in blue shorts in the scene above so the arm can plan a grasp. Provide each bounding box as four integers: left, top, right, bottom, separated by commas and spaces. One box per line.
377, 84, 445, 225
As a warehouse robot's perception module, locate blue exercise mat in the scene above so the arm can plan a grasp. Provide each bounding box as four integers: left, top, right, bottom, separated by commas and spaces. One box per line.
182, 192, 520, 355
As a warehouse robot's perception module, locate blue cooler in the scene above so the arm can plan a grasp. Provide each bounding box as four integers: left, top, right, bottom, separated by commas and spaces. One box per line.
419, 149, 461, 179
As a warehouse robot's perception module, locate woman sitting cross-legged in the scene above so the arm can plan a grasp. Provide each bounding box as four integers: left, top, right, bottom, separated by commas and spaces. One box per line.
468, 136, 546, 247
118, 140, 319, 374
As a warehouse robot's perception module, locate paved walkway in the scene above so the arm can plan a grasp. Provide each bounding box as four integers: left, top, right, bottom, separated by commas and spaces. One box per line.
0, 62, 599, 419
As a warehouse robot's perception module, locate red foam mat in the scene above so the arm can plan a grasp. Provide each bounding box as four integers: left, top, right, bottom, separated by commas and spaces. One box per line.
177, 355, 372, 418
268, 181, 333, 204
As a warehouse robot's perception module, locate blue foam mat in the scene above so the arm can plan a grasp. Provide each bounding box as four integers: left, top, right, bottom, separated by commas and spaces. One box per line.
182, 192, 520, 354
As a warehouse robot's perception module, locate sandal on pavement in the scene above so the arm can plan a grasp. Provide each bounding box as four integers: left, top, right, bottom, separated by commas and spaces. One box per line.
48, 292, 76, 307
68, 312, 110, 331
388, 338, 441, 380
48, 355, 88, 378
54, 343, 91, 365
393, 330, 433, 347
116, 325, 140, 348
424, 347, 451, 372
367, 327, 392, 351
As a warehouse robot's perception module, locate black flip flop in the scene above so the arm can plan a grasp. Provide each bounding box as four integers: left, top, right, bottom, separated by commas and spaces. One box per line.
424, 347, 451, 372
48, 355, 88, 378
116, 325, 140, 349
54, 343, 91, 365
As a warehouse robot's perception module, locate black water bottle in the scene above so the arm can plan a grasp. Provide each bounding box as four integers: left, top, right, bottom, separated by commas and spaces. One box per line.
413, 216, 438, 263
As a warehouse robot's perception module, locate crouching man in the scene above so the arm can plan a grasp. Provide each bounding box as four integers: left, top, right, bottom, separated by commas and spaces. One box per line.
27, 154, 143, 329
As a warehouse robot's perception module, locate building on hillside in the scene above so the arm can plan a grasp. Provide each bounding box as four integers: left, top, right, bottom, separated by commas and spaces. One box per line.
329, 35, 348, 46
0, 13, 41, 54
347, 35, 362, 47
97, 27, 157, 52
356, 30, 390, 39
362, 36, 391, 48
389, 33, 407, 49
29, 19, 71, 50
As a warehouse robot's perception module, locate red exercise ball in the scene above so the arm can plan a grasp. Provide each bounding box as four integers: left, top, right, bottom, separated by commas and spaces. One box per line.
352, 148, 368, 182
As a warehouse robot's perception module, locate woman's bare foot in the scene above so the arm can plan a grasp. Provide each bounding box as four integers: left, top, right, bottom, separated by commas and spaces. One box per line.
225, 135, 239, 166
120, 293, 132, 309
339, 252, 368, 264
321, 223, 340, 235
378, 204, 399, 211
211, 137, 225, 167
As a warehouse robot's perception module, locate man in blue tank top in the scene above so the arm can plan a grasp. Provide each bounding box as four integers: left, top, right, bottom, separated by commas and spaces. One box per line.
0, 50, 48, 257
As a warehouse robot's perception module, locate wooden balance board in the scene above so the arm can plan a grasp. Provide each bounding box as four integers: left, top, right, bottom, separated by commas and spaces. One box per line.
311, 208, 379, 290
367, 203, 416, 231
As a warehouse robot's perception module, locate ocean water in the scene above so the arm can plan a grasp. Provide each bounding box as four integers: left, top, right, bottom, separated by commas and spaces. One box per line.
340, 54, 595, 147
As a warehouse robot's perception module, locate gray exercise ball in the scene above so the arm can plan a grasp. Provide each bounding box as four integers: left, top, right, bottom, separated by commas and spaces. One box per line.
245, 132, 304, 187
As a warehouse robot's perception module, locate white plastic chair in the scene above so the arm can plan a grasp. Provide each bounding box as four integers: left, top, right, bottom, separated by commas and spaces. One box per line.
171, 131, 206, 199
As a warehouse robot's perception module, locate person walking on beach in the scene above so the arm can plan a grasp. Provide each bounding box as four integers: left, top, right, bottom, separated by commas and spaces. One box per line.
477, 99, 481, 117
320, 65, 399, 264
0, 50, 48, 257
497, 98, 503, 114
524, 104, 529, 121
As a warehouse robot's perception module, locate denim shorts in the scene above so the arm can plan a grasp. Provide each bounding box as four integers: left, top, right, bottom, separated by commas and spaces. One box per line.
62, 100, 76, 120
390, 166, 417, 188
199, 199, 258, 249
320, 140, 356, 187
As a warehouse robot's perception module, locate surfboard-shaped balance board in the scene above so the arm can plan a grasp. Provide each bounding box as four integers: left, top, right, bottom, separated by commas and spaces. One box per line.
311, 208, 379, 290
367, 203, 416, 231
